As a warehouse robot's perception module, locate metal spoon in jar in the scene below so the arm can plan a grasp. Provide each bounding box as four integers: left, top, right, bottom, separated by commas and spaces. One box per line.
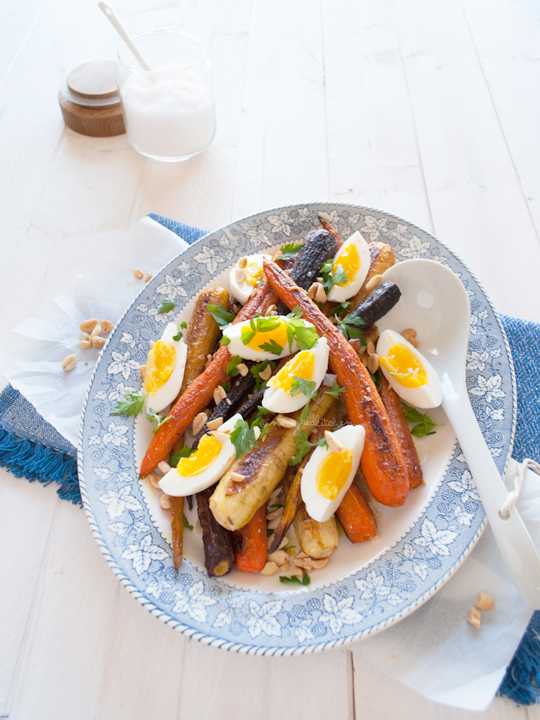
378, 258, 540, 609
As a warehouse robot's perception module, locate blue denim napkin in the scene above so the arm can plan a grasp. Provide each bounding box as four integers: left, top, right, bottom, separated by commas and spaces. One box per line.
0, 215, 538, 704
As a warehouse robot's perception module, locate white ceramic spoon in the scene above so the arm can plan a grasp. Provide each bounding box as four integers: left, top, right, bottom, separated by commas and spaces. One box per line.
98, 2, 152, 71
378, 258, 540, 609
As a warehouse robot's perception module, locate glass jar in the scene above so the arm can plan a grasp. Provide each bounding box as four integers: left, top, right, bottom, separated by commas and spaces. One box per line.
116, 30, 216, 162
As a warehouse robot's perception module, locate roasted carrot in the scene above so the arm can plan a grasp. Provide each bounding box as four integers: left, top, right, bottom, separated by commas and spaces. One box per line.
198, 485, 235, 576
318, 215, 344, 249
232, 504, 267, 573
379, 374, 423, 489
350, 242, 395, 310
337, 481, 377, 543
139, 283, 278, 477
169, 496, 185, 570
263, 259, 409, 507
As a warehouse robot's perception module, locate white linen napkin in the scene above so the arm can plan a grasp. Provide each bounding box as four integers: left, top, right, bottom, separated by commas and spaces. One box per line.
0, 216, 535, 711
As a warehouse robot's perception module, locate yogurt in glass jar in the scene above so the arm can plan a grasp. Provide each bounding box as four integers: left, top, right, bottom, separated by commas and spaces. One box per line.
116, 30, 216, 162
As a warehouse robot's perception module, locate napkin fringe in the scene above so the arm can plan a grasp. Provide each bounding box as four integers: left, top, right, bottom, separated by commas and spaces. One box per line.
0, 427, 81, 505
499, 616, 540, 705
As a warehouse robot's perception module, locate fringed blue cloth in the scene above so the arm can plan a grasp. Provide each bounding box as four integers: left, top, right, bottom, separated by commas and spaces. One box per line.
0, 219, 538, 704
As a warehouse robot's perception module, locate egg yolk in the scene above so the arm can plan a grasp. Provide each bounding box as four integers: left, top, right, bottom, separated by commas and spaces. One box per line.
333, 242, 360, 287
269, 350, 315, 394
176, 434, 222, 477
244, 261, 264, 287
144, 340, 177, 395
316, 449, 353, 500
242, 320, 289, 353
379, 343, 428, 388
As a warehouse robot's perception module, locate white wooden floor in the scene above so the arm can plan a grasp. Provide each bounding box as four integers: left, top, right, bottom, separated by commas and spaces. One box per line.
2, 0, 540, 717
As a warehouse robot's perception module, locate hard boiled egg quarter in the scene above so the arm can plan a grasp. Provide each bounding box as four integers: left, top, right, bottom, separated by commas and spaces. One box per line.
377, 329, 442, 409
262, 338, 329, 413
301, 425, 365, 523
143, 323, 187, 414
222, 316, 318, 361
230, 254, 272, 305
327, 231, 371, 303
159, 414, 242, 497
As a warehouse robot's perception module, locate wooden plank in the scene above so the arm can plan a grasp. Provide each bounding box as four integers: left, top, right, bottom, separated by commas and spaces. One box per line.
321, 0, 433, 231
463, 0, 540, 237
393, 0, 540, 322
0, 0, 46, 83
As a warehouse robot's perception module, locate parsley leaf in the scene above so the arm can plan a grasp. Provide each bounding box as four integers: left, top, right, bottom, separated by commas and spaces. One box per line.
267, 528, 274, 537
290, 376, 318, 400
230, 418, 258, 459
226, 355, 243, 377
316, 438, 328, 449
325, 381, 346, 399
279, 572, 310, 586
182, 514, 193, 531
279, 242, 303, 260
240, 315, 282, 347
220, 335, 231, 346
259, 338, 284, 355
401, 403, 442, 437
208, 304, 236, 329
158, 297, 176, 314
321, 259, 348, 292
298, 400, 311, 426
369, 368, 381, 391
290, 429, 313, 466
327, 301, 352, 317
251, 360, 276, 390
171, 446, 193, 466
286, 306, 303, 319
250, 405, 274, 434
172, 321, 187, 342
110, 389, 147, 418
336, 312, 366, 343
147, 409, 172, 435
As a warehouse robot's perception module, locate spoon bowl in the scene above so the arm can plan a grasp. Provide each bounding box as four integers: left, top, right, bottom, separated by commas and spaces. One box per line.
379, 259, 540, 609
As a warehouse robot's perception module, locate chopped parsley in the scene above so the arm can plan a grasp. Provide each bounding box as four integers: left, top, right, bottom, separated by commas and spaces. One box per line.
402, 403, 442, 438
336, 312, 366, 343
110, 389, 147, 418
171, 446, 193, 466
320, 258, 348, 292
251, 360, 276, 390
241, 315, 282, 346
279, 242, 303, 261
250, 406, 274, 435
290, 429, 313, 466
325, 381, 347, 400
226, 355, 243, 377
327, 301, 352, 317
220, 335, 231, 346
284, 307, 319, 351
182, 514, 194, 531
230, 417, 258, 459
146, 409, 172, 435
172, 321, 187, 341
279, 572, 310, 586
369, 368, 381, 391
259, 338, 284, 355
158, 297, 176, 314
208, 304, 236, 329
290, 376, 317, 400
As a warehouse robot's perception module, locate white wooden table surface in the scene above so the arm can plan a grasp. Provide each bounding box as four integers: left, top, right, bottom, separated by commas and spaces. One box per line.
2, 0, 540, 717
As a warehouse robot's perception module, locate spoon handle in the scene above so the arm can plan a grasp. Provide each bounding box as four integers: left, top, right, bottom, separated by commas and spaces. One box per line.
443, 384, 540, 609
98, 2, 152, 72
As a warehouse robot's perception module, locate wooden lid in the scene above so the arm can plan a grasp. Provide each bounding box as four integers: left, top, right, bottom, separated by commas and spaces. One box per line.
67, 61, 118, 100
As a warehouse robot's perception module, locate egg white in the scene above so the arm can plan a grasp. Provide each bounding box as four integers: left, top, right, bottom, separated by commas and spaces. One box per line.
377, 329, 442, 409
262, 338, 329, 413
327, 231, 371, 303
144, 323, 187, 414
301, 424, 365, 523
159, 414, 242, 497
223, 317, 317, 361
230, 254, 272, 305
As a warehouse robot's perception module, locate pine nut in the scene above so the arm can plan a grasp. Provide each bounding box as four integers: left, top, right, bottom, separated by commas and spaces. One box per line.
90, 324, 102, 338
265, 304, 277, 317
226, 398, 232, 406
315, 284, 327, 304
401, 328, 420, 347
259, 364, 272, 382
211, 431, 229, 444
79, 318, 98, 334
139, 365, 147, 380
276, 415, 297, 429
160, 493, 171, 510
316, 276, 323, 283
92, 336, 106, 349
237, 363, 249, 377
235, 268, 246, 284
294, 556, 313, 572
268, 550, 289, 566
367, 353, 380, 374
62, 354, 77, 371
253, 426, 261, 440
207, 417, 224, 431
308, 282, 319, 300
101, 320, 114, 334
266, 508, 283, 521
260, 561, 279, 576
82, 333, 90, 341
237, 256, 248, 269
148, 473, 161, 488
475, 591, 495, 611
133, 268, 145, 280
468, 607, 481, 628
280, 560, 292, 573
213, 386, 227, 405
205, 353, 213, 369
249, 288, 258, 298
192, 412, 207, 436
295, 551, 309, 560
365, 274, 383, 292
312, 558, 328, 570
361, 352, 369, 367
325, 430, 344, 453
158, 461, 171, 474
79, 340, 92, 349
277, 535, 290, 550
231, 472, 246, 483
367, 341, 375, 356
144, 272, 152, 282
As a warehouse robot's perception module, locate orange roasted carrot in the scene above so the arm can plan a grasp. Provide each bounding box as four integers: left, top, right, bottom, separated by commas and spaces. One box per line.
139, 283, 278, 477
379, 374, 423, 489
232, 504, 267, 572
337, 482, 377, 543
263, 259, 409, 507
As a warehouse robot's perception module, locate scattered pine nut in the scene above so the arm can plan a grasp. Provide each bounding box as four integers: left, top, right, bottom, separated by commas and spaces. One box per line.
266, 508, 283, 521
253, 426, 261, 441
475, 592, 495, 611
160, 494, 171, 510
139, 365, 147, 380
133, 268, 145, 280
280, 560, 292, 573
207, 417, 224, 431
91, 336, 106, 349
192, 412, 207, 436
277, 535, 290, 551
312, 558, 328, 570
315, 283, 327, 304
260, 561, 279, 576
233, 304, 240, 313
101, 320, 114, 334
295, 551, 309, 560
276, 415, 297, 429
211, 431, 229, 444
148, 473, 161, 488
237, 363, 249, 377
226, 398, 232, 406
90, 324, 102, 338
367, 341, 375, 356
158, 461, 171, 474
231, 472, 246, 483
62, 354, 77, 371
361, 352, 369, 368
325, 430, 344, 453
144, 272, 152, 282
265, 304, 277, 317
235, 268, 246, 284
308, 282, 318, 300
237, 256, 248, 269
316, 276, 323, 283
249, 287, 258, 298
213, 386, 227, 405
401, 328, 420, 347
84, 361, 88, 365
294, 556, 313, 572
205, 353, 213, 369
268, 550, 289, 566
79, 318, 98, 334
468, 607, 481, 629
79, 340, 92, 349
82, 333, 90, 341
365, 274, 383, 292
259, 364, 272, 382
367, 353, 380, 374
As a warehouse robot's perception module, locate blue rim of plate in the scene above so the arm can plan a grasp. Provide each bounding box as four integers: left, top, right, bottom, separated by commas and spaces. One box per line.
77, 202, 516, 655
